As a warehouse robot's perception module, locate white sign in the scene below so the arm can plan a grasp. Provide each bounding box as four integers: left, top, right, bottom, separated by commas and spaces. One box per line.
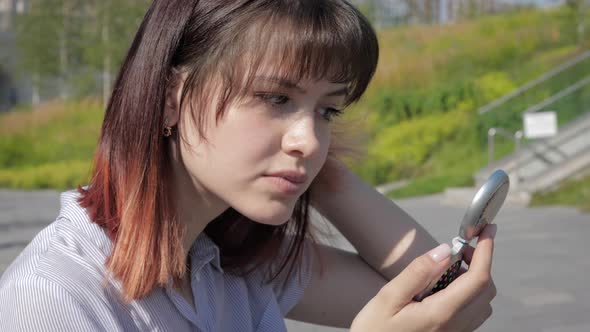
523, 111, 558, 139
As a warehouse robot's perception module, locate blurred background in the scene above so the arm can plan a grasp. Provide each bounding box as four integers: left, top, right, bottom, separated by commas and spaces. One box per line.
1, 0, 590, 208
1, 1, 590, 331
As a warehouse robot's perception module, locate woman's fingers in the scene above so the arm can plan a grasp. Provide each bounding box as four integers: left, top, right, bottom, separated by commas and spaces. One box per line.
457, 279, 497, 316
468, 224, 496, 277
363, 226, 497, 331
368, 225, 498, 332
462, 245, 475, 265
429, 224, 497, 313
463, 224, 496, 267
457, 265, 468, 277
376, 243, 452, 314
439, 278, 496, 331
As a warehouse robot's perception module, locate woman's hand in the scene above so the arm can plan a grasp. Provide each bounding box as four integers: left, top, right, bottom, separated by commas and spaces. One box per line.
350, 224, 497, 332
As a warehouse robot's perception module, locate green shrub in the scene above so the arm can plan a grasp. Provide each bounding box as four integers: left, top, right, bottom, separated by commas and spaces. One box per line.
0, 99, 101, 190
0, 160, 92, 190
474, 71, 517, 104
0, 99, 102, 169
531, 174, 590, 212
357, 8, 590, 195
366, 109, 471, 184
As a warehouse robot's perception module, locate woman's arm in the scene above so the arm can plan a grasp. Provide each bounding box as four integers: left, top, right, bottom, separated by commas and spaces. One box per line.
310, 159, 439, 280
289, 160, 496, 329
286, 243, 388, 327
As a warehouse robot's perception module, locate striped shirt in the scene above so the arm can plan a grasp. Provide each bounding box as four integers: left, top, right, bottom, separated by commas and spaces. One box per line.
0, 190, 312, 331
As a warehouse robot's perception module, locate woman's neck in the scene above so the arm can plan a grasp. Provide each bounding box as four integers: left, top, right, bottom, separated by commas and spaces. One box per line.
170, 155, 228, 258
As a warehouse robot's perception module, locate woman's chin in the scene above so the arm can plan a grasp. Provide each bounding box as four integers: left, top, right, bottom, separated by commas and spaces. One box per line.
229, 194, 299, 226
241, 206, 294, 226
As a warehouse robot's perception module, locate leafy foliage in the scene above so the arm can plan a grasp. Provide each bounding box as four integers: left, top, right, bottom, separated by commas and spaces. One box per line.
3, 7, 590, 194
354, 7, 590, 195
14, 0, 150, 99
359, 109, 470, 184
0, 99, 102, 189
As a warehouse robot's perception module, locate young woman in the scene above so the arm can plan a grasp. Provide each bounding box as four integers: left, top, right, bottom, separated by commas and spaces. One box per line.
0, 0, 497, 331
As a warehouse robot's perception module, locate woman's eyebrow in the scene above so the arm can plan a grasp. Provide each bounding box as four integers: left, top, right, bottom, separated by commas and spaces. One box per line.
254, 76, 305, 93
325, 87, 348, 97
253, 76, 348, 97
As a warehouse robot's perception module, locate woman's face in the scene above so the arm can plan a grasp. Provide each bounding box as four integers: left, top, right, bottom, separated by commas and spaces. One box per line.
174, 71, 348, 226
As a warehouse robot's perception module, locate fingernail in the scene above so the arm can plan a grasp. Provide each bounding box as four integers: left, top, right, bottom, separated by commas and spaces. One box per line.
486, 224, 498, 239
491, 224, 498, 239
427, 243, 451, 263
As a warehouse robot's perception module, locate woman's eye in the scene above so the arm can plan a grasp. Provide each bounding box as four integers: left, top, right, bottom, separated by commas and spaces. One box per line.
254, 92, 342, 121
319, 107, 343, 122
255, 93, 290, 106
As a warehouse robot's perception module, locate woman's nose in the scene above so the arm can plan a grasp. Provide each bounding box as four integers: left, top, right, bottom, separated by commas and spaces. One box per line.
281, 115, 323, 159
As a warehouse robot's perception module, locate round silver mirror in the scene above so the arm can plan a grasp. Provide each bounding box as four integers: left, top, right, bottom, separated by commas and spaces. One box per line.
458, 170, 510, 241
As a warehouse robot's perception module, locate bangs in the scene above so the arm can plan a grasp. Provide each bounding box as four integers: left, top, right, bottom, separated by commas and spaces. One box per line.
177, 0, 379, 135
218, 1, 379, 107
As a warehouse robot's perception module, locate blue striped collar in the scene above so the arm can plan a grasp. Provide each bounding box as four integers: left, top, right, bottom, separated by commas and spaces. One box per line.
189, 232, 223, 274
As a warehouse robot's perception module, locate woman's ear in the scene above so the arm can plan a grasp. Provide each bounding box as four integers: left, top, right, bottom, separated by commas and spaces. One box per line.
164, 68, 186, 127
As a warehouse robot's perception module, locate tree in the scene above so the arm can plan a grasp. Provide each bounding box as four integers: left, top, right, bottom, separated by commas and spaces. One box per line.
15, 0, 62, 105
81, 0, 149, 106
566, 0, 588, 45
15, 0, 149, 106
357, 0, 379, 25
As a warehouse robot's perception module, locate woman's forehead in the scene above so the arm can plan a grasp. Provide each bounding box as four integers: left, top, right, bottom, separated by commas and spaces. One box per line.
239, 41, 347, 79
245, 56, 349, 87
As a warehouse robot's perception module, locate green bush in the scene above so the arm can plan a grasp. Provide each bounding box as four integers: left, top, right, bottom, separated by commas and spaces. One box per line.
365, 109, 471, 184
473, 71, 517, 104
357, 7, 590, 195
0, 99, 102, 189
0, 160, 92, 190
531, 173, 590, 212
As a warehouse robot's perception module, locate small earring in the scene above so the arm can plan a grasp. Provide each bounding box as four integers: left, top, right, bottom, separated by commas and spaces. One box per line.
163, 126, 172, 137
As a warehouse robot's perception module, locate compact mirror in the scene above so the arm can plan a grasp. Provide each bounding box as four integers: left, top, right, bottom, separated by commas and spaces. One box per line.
458, 170, 510, 242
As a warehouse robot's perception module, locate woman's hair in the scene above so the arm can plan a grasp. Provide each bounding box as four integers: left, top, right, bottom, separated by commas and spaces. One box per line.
78, 0, 379, 301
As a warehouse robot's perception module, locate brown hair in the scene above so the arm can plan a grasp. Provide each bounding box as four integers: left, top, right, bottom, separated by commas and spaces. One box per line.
78, 0, 379, 301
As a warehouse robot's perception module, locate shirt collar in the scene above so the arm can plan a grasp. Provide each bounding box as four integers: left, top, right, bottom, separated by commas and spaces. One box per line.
164, 232, 224, 290
189, 232, 224, 274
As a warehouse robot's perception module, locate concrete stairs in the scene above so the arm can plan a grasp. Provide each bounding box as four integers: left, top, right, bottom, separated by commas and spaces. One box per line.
476, 111, 590, 190
442, 111, 590, 207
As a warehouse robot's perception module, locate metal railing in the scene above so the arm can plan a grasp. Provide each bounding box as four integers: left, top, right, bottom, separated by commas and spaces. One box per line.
485, 74, 590, 165
521, 75, 590, 114
481, 49, 590, 184
478, 50, 590, 115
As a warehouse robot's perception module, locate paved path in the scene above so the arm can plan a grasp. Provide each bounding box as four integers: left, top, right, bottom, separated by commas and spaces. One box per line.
1, 190, 589, 331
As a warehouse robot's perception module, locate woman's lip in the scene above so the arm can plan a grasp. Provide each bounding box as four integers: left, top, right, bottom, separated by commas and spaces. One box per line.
264, 175, 304, 195
265, 171, 308, 184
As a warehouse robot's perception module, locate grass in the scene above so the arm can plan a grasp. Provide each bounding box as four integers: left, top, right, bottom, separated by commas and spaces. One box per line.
388, 173, 474, 199
0, 160, 92, 190
0, 99, 102, 189
386, 126, 514, 199
530, 173, 590, 212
